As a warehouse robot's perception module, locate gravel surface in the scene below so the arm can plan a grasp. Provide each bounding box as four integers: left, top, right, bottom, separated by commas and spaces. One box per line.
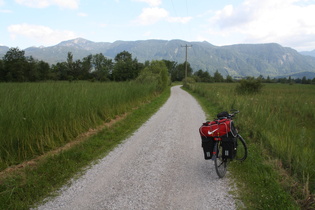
36, 85, 236, 210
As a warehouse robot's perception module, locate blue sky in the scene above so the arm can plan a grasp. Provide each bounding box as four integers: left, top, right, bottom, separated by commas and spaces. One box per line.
1, 0, 315, 51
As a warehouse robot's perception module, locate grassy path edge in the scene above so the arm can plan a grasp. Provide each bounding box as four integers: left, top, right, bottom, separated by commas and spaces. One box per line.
0, 87, 171, 209
182, 86, 301, 209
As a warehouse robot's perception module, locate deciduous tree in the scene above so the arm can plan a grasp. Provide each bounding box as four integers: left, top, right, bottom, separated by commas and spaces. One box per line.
112, 51, 142, 81
3, 47, 28, 82
213, 70, 224, 82
92, 53, 113, 81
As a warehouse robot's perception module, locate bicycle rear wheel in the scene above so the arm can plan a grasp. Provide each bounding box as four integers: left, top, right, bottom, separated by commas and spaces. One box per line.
214, 141, 228, 178
235, 134, 248, 161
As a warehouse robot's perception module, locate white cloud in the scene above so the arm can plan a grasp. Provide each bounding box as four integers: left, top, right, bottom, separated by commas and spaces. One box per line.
135, 7, 192, 25
8, 24, 77, 46
14, 0, 79, 9
207, 0, 315, 50
136, 7, 169, 25
133, 0, 162, 7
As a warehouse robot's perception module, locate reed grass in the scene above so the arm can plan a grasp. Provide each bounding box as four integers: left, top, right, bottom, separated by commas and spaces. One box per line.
0, 85, 171, 210
187, 83, 315, 194
0, 81, 157, 170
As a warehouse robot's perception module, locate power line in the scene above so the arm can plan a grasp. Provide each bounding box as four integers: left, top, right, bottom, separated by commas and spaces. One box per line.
169, 0, 185, 39
181, 44, 192, 78
185, 0, 192, 41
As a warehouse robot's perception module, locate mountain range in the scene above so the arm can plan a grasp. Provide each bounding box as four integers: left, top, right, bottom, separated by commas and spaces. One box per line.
1, 38, 315, 78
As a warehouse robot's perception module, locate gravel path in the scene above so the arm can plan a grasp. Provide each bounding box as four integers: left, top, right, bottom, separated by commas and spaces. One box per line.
36, 85, 236, 210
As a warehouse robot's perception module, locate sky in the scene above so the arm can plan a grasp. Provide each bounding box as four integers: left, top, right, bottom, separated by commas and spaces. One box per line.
1, 0, 315, 51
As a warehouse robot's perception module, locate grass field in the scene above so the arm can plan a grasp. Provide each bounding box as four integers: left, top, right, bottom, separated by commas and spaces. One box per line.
0, 83, 171, 209
0, 81, 159, 170
185, 82, 315, 208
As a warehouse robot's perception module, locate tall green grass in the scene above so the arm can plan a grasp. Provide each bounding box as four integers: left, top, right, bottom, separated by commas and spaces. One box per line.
187, 83, 315, 194
0, 81, 158, 170
0, 86, 171, 210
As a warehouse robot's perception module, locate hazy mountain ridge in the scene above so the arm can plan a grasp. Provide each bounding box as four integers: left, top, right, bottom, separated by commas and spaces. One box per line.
0, 46, 10, 56
300, 49, 315, 57
1, 38, 315, 78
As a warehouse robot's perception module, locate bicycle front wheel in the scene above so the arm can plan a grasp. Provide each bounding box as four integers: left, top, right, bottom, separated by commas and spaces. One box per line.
214, 141, 228, 178
235, 134, 248, 161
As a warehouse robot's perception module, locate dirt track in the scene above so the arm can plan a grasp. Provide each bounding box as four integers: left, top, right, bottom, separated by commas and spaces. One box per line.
36, 85, 236, 210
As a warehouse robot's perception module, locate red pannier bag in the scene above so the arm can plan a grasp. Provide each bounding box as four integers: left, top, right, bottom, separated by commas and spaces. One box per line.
199, 119, 233, 138
199, 119, 237, 160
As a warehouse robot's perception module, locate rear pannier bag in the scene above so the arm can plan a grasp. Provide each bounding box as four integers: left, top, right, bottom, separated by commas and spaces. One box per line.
199, 119, 237, 138
199, 118, 238, 160
201, 136, 214, 159
221, 136, 237, 159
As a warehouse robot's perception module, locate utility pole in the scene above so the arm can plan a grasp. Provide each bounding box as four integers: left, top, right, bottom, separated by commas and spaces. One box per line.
181, 44, 192, 79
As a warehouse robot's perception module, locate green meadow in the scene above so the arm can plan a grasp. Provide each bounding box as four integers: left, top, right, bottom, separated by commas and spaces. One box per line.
185, 82, 315, 208
0, 81, 158, 170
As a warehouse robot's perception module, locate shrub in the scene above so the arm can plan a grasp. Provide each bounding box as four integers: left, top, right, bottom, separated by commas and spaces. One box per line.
136, 60, 169, 92
183, 77, 196, 88
235, 78, 263, 94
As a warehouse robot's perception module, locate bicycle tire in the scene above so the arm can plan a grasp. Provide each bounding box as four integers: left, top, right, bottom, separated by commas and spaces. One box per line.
235, 134, 248, 161
214, 141, 228, 178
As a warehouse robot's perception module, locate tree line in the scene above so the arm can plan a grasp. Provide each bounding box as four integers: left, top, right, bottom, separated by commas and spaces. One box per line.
193, 71, 315, 84
0, 47, 314, 84
0, 47, 194, 83
0, 47, 246, 84
262, 75, 315, 84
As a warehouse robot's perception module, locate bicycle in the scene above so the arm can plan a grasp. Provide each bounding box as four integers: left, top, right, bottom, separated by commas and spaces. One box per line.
199, 109, 248, 178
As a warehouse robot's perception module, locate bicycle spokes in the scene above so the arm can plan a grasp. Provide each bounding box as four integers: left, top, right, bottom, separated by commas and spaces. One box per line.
214, 142, 228, 178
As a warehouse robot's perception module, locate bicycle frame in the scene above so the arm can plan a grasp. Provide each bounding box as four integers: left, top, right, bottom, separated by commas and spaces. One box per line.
212, 137, 222, 157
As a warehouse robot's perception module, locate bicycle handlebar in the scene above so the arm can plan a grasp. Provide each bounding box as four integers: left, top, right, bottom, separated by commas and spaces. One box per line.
216, 109, 239, 120
230, 109, 239, 114
228, 109, 239, 119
